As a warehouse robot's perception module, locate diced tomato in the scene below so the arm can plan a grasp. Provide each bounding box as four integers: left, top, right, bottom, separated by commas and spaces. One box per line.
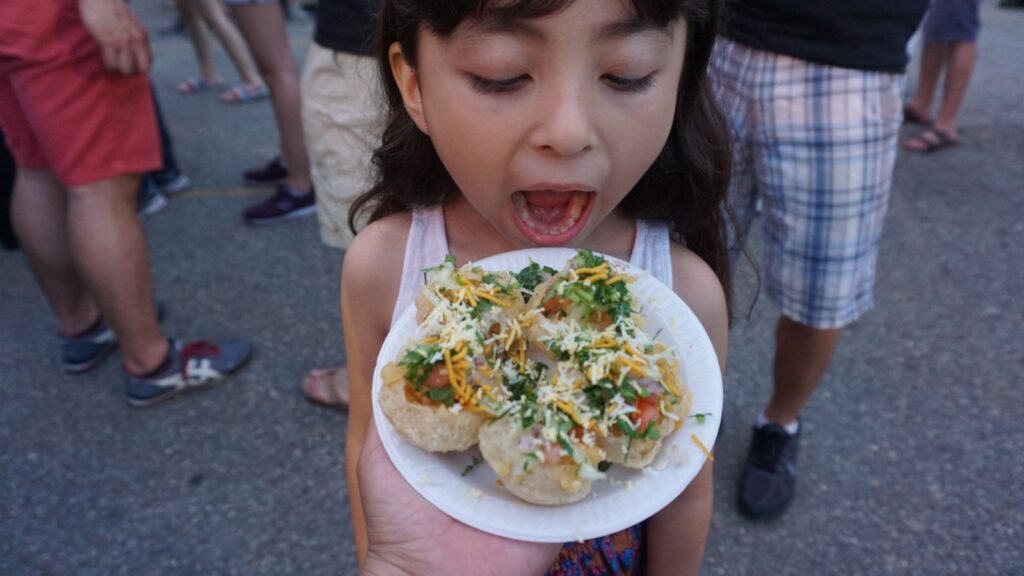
542, 295, 564, 316
634, 395, 661, 434
424, 364, 450, 389
568, 426, 585, 441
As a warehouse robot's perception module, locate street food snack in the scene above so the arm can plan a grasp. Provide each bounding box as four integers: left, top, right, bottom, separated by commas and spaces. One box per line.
378, 250, 693, 503
379, 258, 526, 452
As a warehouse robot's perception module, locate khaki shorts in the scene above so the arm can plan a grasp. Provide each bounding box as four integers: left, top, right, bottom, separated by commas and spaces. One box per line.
301, 44, 383, 249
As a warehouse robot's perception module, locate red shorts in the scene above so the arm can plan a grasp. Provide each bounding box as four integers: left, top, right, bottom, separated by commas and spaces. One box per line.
0, 1, 161, 187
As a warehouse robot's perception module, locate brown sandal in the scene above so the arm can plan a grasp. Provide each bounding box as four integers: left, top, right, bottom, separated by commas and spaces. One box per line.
301, 367, 349, 410
903, 127, 959, 153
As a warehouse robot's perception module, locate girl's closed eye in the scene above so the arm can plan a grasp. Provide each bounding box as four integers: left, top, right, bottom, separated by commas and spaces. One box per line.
470, 73, 530, 94
602, 73, 656, 92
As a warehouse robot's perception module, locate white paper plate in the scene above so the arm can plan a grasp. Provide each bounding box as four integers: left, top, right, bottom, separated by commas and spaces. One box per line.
371, 248, 722, 543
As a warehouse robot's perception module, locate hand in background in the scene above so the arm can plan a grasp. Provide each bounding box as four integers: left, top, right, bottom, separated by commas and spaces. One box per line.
78, 0, 152, 75
358, 421, 561, 576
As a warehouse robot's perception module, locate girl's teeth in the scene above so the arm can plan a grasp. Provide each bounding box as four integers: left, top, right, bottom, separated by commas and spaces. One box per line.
514, 191, 588, 236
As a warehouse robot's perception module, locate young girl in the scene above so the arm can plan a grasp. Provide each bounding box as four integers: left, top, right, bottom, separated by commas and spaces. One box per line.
342, 0, 732, 573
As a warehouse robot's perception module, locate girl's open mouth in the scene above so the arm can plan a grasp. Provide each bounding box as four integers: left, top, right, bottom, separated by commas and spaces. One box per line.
511, 189, 594, 245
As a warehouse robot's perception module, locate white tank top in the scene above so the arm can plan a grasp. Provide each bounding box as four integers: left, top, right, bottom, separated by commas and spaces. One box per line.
390, 205, 673, 327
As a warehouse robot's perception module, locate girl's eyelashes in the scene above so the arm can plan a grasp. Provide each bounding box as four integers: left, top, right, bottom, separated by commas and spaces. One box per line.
470, 74, 530, 94
468, 73, 657, 95
602, 73, 656, 93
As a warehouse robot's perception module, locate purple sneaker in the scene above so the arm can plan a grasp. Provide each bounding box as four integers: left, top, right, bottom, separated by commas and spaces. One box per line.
242, 156, 288, 185
125, 339, 252, 408
242, 185, 316, 225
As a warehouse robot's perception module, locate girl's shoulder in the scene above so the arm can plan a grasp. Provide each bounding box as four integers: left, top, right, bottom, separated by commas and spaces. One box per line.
342, 211, 414, 324
667, 240, 729, 368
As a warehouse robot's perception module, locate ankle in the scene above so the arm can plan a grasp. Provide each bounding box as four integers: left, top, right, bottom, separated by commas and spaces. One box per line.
932, 120, 957, 135
123, 339, 171, 375
758, 408, 799, 433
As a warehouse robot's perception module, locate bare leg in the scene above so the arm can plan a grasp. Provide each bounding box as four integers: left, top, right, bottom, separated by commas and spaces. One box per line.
906, 42, 947, 123
11, 169, 99, 335
66, 175, 169, 374
178, 0, 222, 85
932, 41, 977, 138
763, 316, 841, 425
230, 3, 311, 191
194, 0, 264, 88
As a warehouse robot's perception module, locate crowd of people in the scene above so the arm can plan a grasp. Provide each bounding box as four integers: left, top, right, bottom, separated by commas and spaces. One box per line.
0, 0, 989, 573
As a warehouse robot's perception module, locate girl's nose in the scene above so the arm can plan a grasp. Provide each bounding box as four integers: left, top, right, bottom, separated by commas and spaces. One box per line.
529, 83, 596, 157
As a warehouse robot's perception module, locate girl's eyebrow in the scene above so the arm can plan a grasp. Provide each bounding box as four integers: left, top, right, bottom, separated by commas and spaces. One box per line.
458, 14, 674, 43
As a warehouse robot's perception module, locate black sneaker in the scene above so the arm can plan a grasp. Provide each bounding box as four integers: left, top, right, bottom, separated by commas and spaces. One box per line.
242, 185, 316, 225
738, 422, 800, 520
125, 339, 252, 407
242, 156, 288, 185
137, 178, 169, 219
152, 169, 192, 194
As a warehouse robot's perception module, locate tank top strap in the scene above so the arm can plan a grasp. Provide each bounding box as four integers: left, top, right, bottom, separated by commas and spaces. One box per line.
391, 205, 449, 327
628, 219, 673, 288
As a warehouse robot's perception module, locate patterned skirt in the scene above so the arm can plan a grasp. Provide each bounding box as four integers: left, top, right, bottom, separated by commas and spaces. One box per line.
545, 524, 645, 575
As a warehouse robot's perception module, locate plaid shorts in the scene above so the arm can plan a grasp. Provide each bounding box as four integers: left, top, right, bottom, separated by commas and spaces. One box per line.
713, 38, 903, 329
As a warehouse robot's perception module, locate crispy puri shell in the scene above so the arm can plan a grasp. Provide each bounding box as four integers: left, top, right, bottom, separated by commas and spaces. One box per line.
378, 362, 486, 453
602, 435, 662, 469
478, 417, 592, 506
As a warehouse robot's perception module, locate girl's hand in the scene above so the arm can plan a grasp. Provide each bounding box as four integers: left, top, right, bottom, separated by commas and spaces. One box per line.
77, 0, 151, 75
359, 421, 561, 576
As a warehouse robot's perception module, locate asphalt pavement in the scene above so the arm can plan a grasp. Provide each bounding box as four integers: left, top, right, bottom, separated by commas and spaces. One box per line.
1, 2, 1022, 575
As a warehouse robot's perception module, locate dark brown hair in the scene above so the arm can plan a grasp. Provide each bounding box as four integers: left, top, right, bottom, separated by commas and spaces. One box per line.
350, 0, 735, 316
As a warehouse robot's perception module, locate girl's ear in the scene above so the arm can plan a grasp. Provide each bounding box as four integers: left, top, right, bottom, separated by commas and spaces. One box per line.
389, 42, 429, 135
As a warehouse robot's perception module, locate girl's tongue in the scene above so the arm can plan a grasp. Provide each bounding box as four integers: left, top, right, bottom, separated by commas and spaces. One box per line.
512, 190, 592, 244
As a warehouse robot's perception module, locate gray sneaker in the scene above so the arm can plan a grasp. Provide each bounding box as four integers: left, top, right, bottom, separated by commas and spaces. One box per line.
60, 318, 116, 373
125, 339, 252, 407
60, 303, 165, 373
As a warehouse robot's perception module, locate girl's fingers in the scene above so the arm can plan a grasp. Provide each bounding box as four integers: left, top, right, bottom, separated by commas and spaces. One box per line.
132, 41, 152, 75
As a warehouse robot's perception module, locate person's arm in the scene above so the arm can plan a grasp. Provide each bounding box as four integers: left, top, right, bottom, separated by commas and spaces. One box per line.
340, 215, 411, 567
77, 0, 152, 74
646, 245, 730, 576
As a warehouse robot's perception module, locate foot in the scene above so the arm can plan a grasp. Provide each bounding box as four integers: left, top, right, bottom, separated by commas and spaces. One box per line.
178, 76, 222, 94
61, 303, 166, 373
903, 127, 959, 153
738, 422, 800, 520
60, 316, 116, 373
137, 179, 169, 219
902, 104, 933, 125
125, 338, 252, 408
220, 84, 269, 104
302, 367, 349, 410
152, 169, 192, 195
242, 156, 288, 185
242, 184, 316, 225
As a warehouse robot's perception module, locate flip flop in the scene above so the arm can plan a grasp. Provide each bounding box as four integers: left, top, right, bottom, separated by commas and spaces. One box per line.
221, 84, 269, 104
903, 127, 959, 153
178, 77, 222, 94
902, 105, 933, 126
301, 367, 349, 410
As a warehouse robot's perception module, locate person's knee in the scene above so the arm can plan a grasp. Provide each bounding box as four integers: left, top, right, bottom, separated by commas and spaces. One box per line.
66, 175, 140, 208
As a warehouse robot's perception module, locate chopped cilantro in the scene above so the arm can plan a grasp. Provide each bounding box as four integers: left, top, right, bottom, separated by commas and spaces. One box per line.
471, 298, 493, 319
461, 455, 482, 477
515, 261, 556, 292
397, 344, 442, 388
426, 386, 455, 406
691, 412, 713, 424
